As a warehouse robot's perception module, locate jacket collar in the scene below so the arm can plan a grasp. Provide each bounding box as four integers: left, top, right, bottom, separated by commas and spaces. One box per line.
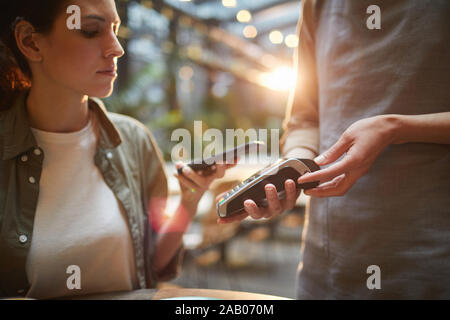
0, 91, 122, 161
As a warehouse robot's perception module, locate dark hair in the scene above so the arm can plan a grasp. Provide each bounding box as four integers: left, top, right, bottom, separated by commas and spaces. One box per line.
0, 1, 68, 110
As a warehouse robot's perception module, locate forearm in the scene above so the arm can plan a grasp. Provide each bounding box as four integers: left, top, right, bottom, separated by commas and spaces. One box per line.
280, 0, 320, 161
153, 199, 197, 274
282, 127, 319, 159
387, 112, 450, 145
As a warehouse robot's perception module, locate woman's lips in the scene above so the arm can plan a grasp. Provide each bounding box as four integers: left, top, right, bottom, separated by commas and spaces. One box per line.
97, 69, 117, 77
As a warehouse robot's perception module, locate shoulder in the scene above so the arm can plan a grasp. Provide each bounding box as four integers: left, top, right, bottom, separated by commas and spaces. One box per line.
108, 111, 157, 148
108, 112, 151, 139
105, 111, 163, 162
89, 96, 153, 142
102, 112, 168, 197
89, 97, 163, 162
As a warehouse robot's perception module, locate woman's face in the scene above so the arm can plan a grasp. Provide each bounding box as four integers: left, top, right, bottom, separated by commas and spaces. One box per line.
36, 0, 124, 98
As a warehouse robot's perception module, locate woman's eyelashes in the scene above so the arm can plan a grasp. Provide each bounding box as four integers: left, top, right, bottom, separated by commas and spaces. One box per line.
80, 23, 100, 38
80, 29, 100, 38
80, 26, 120, 38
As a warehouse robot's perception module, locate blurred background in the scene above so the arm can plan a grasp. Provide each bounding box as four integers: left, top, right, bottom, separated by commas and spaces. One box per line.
108, 0, 305, 299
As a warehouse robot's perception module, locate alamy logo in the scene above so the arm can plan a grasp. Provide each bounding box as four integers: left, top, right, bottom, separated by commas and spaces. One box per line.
66, 5, 81, 30
66, 265, 81, 290
171, 121, 279, 164
366, 265, 381, 290
366, 5, 381, 30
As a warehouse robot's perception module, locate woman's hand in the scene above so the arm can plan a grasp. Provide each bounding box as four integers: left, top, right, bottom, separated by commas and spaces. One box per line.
297, 115, 398, 197
217, 179, 300, 224
174, 162, 235, 216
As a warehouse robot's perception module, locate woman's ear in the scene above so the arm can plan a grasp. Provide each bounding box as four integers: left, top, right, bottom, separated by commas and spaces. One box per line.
14, 20, 43, 63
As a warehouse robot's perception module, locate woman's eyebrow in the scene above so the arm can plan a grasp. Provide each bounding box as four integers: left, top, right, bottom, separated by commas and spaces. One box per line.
82, 14, 121, 24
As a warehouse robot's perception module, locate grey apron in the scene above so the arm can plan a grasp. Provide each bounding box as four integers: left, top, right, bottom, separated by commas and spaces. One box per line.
297, 0, 450, 299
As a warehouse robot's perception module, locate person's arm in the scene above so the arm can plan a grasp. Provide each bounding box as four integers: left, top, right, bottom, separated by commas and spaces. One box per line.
281, 0, 320, 160
391, 113, 450, 145
152, 163, 230, 274
138, 125, 229, 279
218, 0, 321, 224
296, 112, 450, 198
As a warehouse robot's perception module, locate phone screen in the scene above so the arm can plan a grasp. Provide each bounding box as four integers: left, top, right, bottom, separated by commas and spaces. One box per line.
178, 141, 265, 175
209, 141, 264, 165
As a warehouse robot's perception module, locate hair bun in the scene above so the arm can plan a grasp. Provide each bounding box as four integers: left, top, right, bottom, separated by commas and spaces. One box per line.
0, 0, 66, 110
0, 36, 29, 111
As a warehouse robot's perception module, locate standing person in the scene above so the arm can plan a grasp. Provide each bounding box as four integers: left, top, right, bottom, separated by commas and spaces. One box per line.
219, 0, 450, 299
0, 0, 228, 299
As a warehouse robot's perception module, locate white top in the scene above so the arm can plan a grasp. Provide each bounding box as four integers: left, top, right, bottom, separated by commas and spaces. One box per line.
26, 110, 138, 299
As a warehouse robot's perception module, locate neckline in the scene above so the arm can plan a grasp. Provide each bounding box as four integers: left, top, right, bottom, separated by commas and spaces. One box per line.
30, 111, 94, 145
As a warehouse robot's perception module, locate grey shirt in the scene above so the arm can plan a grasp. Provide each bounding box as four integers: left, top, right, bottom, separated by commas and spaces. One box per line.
282, 0, 450, 299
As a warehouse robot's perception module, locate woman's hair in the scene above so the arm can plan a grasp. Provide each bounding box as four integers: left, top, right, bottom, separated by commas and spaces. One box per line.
0, 1, 68, 110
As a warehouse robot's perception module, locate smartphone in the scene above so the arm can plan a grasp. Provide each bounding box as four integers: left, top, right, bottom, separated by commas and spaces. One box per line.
177, 141, 265, 176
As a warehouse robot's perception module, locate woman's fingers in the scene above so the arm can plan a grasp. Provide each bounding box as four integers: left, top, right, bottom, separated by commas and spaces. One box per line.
206, 162, 236, 182
225, 162, 237, 169
215, 191, 227, 202
297, 154, 358, 185
304, 167, 366, 197
174, 173, 200, 191
298, 132, 353, 185
176, 161, 235, 189
217, 210, 249, 224
176, 164, 213, 189
211, 164, 225, 179
304, 173, 347, 197
314, 133, 351, 166
204, 163, 227, 184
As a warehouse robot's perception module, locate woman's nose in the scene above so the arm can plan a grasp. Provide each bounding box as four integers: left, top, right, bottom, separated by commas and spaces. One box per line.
104, 32, 125, 59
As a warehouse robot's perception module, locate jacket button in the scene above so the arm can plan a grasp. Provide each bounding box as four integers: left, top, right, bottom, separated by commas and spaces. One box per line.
21, 155, 28, 162
19, 234, 28, 244
106, 152, 113, 159
28, 176, 36, 184
33, 148, 42, 156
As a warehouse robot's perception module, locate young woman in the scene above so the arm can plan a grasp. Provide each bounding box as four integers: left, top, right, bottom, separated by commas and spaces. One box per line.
0, 0, 229, 299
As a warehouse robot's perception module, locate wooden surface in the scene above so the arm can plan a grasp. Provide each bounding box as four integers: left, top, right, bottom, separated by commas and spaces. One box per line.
73, 288, 291, 300
154, 288, 290, 300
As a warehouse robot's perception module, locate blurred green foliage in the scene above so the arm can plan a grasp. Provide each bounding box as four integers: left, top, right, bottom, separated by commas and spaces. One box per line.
105, 61, 285, 162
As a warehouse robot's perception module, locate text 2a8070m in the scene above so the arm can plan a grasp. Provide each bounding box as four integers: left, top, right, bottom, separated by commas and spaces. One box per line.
219, 304, 274, 315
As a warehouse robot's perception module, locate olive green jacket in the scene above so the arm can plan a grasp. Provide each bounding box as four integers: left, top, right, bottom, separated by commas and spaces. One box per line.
0, 91, 183, 298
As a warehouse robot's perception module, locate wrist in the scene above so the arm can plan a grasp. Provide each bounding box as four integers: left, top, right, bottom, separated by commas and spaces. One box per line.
380, 114, 405, 145
283, 147, 317, 160
180, 196, 199, 218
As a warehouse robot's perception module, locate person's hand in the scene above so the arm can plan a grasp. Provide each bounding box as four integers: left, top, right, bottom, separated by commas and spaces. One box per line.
296, 115, 397, 197
174, 162, 235, 216
217, 179, 300, 224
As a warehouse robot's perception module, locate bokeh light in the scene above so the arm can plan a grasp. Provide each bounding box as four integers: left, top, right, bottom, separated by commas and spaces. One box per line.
269, 30, 284, 44
243, 25, 258, 39
285, 34, 299, 48
222, 0, 236, 8
179, 66, 194, 80
236, 10, 252, 23
259, 66, 297, 91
